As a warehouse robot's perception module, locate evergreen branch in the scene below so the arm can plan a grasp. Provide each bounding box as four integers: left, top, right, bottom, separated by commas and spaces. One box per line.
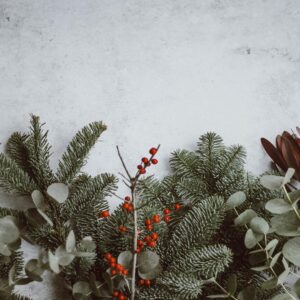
0, 154, 37, 195
26, 115, 55, 189
57, 121, 107, 184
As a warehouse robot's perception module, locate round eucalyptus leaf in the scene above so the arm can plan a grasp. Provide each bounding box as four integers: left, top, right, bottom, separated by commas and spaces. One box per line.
81, 236, 96, 252
244, 229, 257, 249
25, 259, 43, 282
260, 175, 283, 190
234, 209, 257, 226
117, 250, 133, 269
47, 183, 69, 203
265, 199, 292, 214
282, 237, 300, 266
0, 242, 11, 256
0, 216, 19, 244
55, 246, 75, 266
137, 250, 160, 273
271, 211, 300, 236
66, 230, 76, 253
225, 191, 246, 211
31, 190, 46, 210
250, 217, 269, 235
48, 250, 60, 274
73, 281, 91, 297
138, 263, 162, 280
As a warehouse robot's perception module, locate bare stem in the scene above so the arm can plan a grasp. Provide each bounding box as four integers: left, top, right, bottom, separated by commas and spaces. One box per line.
212, 279, 238, 300
283, 185, 300, 221
116, 145, 133, 181
131, 189, 138, 300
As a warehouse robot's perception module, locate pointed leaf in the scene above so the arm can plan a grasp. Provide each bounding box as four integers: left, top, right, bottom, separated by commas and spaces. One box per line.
66, 230, 76, 253
47, 183, 69, 203
225, 191, 246, 211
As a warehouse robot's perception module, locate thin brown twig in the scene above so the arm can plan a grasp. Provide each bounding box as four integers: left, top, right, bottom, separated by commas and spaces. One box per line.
116, 145, 132, 181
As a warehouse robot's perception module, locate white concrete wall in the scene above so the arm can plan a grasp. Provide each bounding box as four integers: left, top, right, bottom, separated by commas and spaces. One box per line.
0, 1, 300, 298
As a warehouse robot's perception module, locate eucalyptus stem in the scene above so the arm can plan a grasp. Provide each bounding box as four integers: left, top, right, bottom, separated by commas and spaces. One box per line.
212, 279, 238, 300
283, 185, 300, 221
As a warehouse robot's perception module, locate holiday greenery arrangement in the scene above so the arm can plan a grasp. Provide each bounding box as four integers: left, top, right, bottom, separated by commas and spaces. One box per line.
0, 116, 299, 300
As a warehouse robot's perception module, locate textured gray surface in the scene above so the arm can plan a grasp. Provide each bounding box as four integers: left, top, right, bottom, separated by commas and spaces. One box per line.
0, 0, 300, 299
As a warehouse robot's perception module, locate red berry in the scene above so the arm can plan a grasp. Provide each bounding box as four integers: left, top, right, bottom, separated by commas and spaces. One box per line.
100, 210, 110, 218
124, 196, 131, 202
152, 214, 160, 223
150, 232, 158, 240
149, 147, 157, 155
147, 240, 156, 247
164, 215, 171, 223
144, 236, 152, 242
127, 204, 134, 212
111, 269, 117, 276
122, 269, 129, 275
111, 262, 116, 268
136, 248, 142, 253
139, 168, 146, 174
119, 295, 125, 300
151, 158, 158, 165
139, 279, 145, 286
137, 240, 144, 247
137, 164, 143, 170
145, 219, 152, 226
104, 253, 112, 260
109, 257, 116, 263
146, 225, 152, 231
142, 157, 149, 164
163, 208, 170, 215
113, 290, 119, 297
122, 202, 130, 210
119, 225, 127, 233
174, 203, 181, 210
116, 264, 123, 271
144, 279, 151, 286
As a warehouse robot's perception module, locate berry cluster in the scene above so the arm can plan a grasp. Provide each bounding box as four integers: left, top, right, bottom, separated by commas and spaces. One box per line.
112, 290, 128, 300
136, 147, 159, 175
122, 196, 134, 213
100, 210, 110, 218
163, 203, 182, 222
138, 279, 152, 287
104, 253, 129, 276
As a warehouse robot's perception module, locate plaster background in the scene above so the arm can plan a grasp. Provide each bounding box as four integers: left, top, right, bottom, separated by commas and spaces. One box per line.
0, 0, 300, 298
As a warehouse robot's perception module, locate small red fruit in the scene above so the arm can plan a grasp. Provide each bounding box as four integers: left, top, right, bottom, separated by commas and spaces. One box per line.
164, 215, 171, 223
174, 203, 181, 210
137, 164, 143, 170
116, 264, 123, 271
147, 240, 156, 247
142, 157, 149, 164
151, 158, 158, 164
119, 295, 125, 300
111, 269, 117, 276
122, 269, 129, 275
136, 248, 142, 253
124, 196, 131, 202
150, 232, 158, 240
122, 202, 130, 210
119, 225, 127, 233
100, 210, 110, 218
113, 290, 119, 297
139, 168, 146, 174
149, 147, 157, 155
144, 236, 151, 242
104, 253, 112, 260
144, 279, 151, 286
146, 225, 152, 231
137, 240, 144, 247
163, 208, 170, 215
111, 262, 116, 268
139, 279, 145, 286
127, 204, 134, 212
152, 214, 160, 223
145, 219, 152, 226
109, 257, 116, 263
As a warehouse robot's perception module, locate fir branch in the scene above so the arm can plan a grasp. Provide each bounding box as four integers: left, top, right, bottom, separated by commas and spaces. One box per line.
25, 115, 55, 189
0, 154, 37, 195
56, 121, 107, 184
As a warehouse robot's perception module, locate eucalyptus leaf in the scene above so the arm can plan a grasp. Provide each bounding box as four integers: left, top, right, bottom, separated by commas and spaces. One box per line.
265, 239, 278, 251
138, 263, 162, 280
8, 264, 15, 286
55, 246, 75, 266
225, 191, 246, 211
265, 199, 292, 214
48, 250, 60, 274
0, 216, 19, 244
47, 183, 69, 203
66, 230, 76, 253
81, 236, 96, 252
234, 209, 257, 226
244, 229, 257, 249
250, 217, 269, 234
25, 259, 43, 281
271, 211, 300, 236
0, 242, 11, 256
117, 250, 133, 269
282, 237, 300, 266
270, 251, 281, 268
260, 175, 284, 190
137, 250, 159, 273
283, 168, 295, 185
31, 190, 46, 210
73, 281, 91, 299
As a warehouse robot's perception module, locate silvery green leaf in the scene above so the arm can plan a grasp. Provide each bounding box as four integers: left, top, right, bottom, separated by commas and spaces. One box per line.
0, 216, 19, 244
234, 209, 257, 226
73, 281, 91, 298
225, 191, 246, 211
117, 250, 133, 269
271, 211, 300, 236
138, 263, 162, 280
251, 265, 269, 271
270, 251, 281, 268
265, 199, 292, 214
137, 250, 159, 273
31, 190, 46, 210
55, 246, 75, 266
48, 250, 60, 273
265, 239, 279, 251
282, 257, 289, 270
0, 242, 11, 256
250, 217, 269, 235
8, 264, 15, 286
282, 237, 300, 266
66, 230, 76, 253
25, 259, 43, 281
47, 183, 69, 203
260, 175, 284, 190
283, 168, 295, 185
244, 229, 257, 249
37, 209, 53, 227
81, 236, 96, 252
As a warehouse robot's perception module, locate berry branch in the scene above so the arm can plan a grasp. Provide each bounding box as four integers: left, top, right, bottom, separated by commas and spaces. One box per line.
116, 145, 160, 300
